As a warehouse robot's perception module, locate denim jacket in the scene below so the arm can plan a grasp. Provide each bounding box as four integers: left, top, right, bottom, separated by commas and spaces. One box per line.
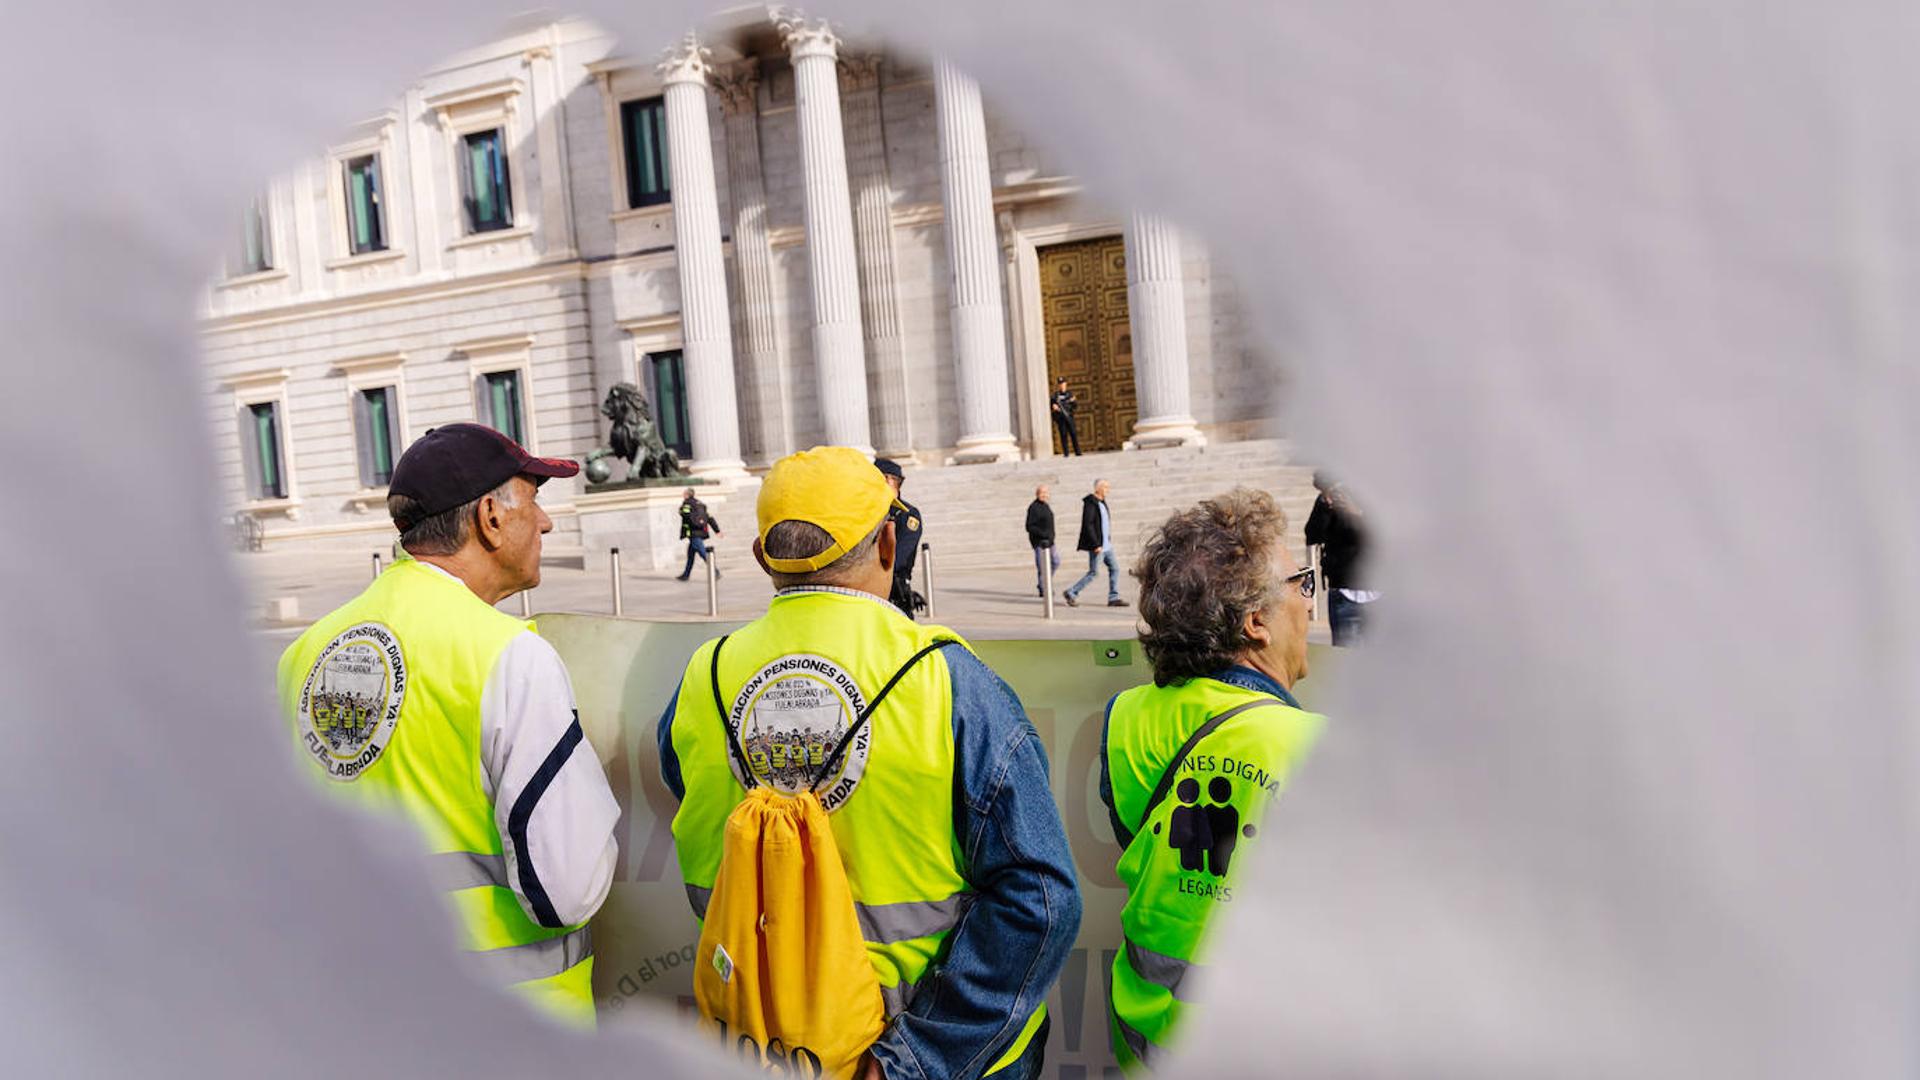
658, 644, 1082, 1080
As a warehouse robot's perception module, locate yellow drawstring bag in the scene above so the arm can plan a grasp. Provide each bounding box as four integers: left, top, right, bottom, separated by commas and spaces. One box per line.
694, 787, 883, 1079
692, 636, 955, 1079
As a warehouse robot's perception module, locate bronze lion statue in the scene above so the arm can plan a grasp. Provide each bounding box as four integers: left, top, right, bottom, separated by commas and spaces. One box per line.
584, 382, 682, 482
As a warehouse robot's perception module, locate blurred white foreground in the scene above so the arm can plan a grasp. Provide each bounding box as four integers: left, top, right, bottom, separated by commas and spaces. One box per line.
0, 0, 1913, 1076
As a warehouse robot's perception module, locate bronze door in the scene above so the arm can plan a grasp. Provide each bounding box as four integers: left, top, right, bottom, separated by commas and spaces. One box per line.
1038, 236, 1136, 453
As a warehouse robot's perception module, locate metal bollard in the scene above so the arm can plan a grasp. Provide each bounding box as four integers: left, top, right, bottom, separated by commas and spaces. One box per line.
705, 543, 719, 618
371, 552, 382, 581
920, 543, 936, 619
519, 589, 532, 619
609, 547, 624, 617
1308, 544, 1324, 623
1042, 545, 1056, 620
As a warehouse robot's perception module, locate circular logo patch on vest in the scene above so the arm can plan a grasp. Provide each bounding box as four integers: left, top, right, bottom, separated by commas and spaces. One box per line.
727, 654, 870, 810
296, 622, 407, 783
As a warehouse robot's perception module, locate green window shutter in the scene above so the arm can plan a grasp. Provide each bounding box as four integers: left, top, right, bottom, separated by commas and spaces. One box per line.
251, 403, 282, 499
654, 103, 670, 197
365, 388, 394, 484
345, 156, 385, 253
348, 165, 370, 250
486, 372, 522, 444
622, 98, 671, 208
463, 129, 511, 232
468, 139, 493, 226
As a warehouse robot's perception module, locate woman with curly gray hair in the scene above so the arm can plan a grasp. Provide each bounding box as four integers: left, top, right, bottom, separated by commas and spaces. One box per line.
1097, 487, 1325, 1071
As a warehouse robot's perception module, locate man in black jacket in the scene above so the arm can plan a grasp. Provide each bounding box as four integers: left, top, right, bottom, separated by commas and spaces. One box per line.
1063, 479, 1127, 607
1304, 471, 1373, 644
1025, 484, 1059, 597
675, 487, 722, 581
1050, 378, 1083, 456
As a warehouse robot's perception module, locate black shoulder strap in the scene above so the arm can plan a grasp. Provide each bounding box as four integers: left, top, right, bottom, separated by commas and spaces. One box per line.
707, 634, 758, 790
808, 638, 960, 791
1130, 698, 1284, 841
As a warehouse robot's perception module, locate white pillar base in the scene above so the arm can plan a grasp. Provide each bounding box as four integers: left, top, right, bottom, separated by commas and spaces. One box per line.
1123, 416, 1207, 450
685, 457, 752, 482
950, 433, 1022, 464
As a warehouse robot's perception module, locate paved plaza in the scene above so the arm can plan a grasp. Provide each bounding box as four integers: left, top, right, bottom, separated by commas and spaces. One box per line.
242, 544, 1335, 647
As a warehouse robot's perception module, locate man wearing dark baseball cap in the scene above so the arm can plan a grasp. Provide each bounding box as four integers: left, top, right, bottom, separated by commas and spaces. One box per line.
277, 423, 618, 1028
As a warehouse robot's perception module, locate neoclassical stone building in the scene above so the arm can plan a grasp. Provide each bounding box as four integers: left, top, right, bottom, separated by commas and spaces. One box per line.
201, 10, 1277, 552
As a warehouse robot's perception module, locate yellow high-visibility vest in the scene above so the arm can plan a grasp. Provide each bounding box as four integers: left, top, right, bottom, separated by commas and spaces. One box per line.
667, 590, 1046, 1074
1104, 675, 1322, 1070
277, 558, 595, 1027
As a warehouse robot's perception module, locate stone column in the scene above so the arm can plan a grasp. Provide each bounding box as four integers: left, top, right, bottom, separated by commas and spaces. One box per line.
713, 60, 790, 465
658, 34, 747, 478
839, 53, 913, 459
773, 8, 872, 454
1123, 213, 1206, 448
934, 60, 1019, 462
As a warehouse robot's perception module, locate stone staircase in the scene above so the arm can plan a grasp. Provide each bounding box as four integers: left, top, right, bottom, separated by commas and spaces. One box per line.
900, 439, 1319, 573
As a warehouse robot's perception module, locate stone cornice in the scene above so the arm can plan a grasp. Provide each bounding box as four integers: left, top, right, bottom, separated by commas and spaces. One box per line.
221, 367, 291, 392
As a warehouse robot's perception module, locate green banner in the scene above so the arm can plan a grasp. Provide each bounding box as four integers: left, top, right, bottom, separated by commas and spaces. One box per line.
541, 613, 1333, 1076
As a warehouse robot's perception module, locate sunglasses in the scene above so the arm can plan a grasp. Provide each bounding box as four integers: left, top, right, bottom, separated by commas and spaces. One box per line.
1283, 567, 1316, 600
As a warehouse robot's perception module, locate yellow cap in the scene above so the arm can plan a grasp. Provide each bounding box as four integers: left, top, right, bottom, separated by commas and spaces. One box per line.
757, 446, 901, 573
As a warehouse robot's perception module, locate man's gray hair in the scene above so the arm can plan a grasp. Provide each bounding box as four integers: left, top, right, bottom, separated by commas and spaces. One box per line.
389, 479, 517, 556
763, 518, 884, 587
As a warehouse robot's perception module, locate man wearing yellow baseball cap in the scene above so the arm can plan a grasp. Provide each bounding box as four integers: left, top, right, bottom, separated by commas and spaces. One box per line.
656, 446, 1081, 1080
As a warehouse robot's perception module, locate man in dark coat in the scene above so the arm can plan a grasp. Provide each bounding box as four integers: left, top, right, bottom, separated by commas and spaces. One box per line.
676, 487, 722, 581
1304, 470, 1373, 644
1050, 378, 1083, 456
1025, 484, 1059, 597
1063, 479, 1126, 607
875, 458, 922, 618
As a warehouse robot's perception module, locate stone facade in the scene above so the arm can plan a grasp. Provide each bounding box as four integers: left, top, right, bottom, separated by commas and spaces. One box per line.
200, 14, 1278, 552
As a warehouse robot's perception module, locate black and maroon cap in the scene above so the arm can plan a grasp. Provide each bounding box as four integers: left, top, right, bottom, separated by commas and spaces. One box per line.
388, 423, 578, 531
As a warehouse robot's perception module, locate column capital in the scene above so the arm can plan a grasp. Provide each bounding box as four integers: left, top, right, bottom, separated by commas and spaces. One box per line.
770, 6, 840, 61
837, 52, 883, 92
656, 31, 713, 87
711, 59, 761, 117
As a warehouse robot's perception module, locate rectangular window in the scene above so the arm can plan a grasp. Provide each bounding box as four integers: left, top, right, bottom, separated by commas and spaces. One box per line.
649, 350, 691, 459
461, 128, 513, 233
356, 386, 401, 487
344, 155, 387, 255
481, 370, 524, 445
247, 402, 286, 500
621, 97, 671, 209
236, 195, 272, 275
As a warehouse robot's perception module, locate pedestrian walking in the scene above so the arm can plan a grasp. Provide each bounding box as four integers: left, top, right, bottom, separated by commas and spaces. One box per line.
1303, 471, 1374, 644
676, 487, 722, 581
875, 458, 922, 619
1064, 479, 1127, 607
1100, 488, 1326, 1070
1026, 484, 1059, 597
277, 423, 619, 1028
656, 446, 1080, 1079
1050, 377, 1083, 456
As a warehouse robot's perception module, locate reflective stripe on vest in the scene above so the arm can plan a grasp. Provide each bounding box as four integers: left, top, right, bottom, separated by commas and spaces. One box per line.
1103, 676, 1323, 1070
668, 591, 1045, 1072
685, 882, 970, 945
278, 559, 596, 1027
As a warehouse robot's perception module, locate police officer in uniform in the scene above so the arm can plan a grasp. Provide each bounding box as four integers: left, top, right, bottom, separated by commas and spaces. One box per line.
1099, 488, 1325, 1070
1049, 377, 1082, 456
277, 424, 619, 1028
874, 458, 922, 619
656, 446, 1081, 1079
